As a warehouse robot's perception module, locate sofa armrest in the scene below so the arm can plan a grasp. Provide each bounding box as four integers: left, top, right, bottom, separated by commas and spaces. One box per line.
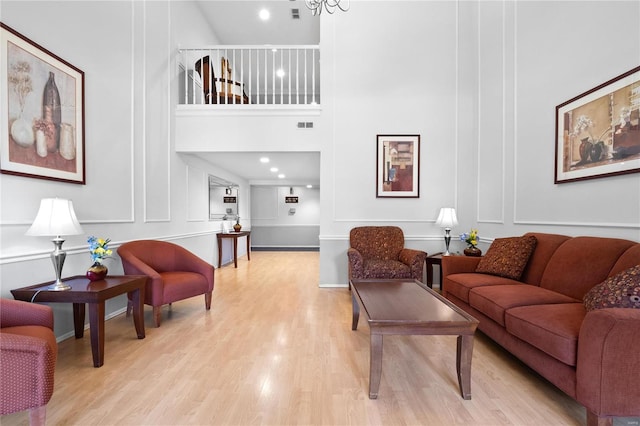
441, 255, 482, 277
576, 308, 640, 417
399, 248, 427, 281
0, 299, 53, 330
347, 248, 364, 279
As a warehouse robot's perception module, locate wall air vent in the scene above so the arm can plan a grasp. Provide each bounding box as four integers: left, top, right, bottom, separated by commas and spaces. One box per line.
297, 122, 314, 129
291, 8, 300, 19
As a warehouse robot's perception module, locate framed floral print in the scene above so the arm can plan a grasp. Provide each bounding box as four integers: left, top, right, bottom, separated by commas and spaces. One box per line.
555, 66, 640, 184
1, 22, 85, 184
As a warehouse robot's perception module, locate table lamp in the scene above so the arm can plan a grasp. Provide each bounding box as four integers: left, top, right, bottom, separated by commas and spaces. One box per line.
26, 198, 84, 291
435, 207, 458, 256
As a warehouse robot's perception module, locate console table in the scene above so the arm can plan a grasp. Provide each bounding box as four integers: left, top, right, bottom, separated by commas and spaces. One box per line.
216, 231, 251, 268
11, 275, 147, 368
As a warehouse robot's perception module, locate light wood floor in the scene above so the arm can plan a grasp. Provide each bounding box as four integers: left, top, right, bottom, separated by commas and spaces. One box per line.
2, 251, 637, 425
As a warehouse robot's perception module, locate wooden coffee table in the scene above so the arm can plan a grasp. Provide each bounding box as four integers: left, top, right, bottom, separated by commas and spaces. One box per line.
11, 275, 147, 368
350, 278, 479, 399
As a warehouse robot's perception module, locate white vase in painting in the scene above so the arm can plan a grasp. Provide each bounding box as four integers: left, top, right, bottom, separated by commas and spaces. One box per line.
10, 116, 34, 147
59, 123, 76, 160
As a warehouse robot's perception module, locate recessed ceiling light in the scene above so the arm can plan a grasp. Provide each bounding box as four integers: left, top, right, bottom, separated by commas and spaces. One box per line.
259, 9, 270, 20
270, 167, 279, 172
276, 69, 285, 78
260, 157, 270, 163
307, 184, 313, 188
278, 174, 285, 179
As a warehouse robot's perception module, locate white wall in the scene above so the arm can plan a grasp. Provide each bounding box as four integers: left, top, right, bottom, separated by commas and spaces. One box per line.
0, 1, 248, 338
318, 0, 640, 286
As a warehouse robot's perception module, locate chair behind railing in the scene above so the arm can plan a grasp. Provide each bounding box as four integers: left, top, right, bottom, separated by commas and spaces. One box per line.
179, 46, 320, 106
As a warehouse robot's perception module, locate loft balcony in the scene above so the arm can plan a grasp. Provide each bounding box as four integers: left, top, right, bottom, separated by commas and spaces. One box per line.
177, 45, 320, 108
175, 46, 322, 153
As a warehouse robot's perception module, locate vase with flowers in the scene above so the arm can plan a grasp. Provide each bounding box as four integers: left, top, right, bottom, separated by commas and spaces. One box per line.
571, 115, 611, 163
86, 236, 112, 281
233, 217, 242, 232
8, 61, 34, 147
460, 229, 482, 257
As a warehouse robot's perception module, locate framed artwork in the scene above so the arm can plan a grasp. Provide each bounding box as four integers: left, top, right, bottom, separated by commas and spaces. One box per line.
555, 65, 640, 184
1, 22, 85, 184
376, 134, 420, 198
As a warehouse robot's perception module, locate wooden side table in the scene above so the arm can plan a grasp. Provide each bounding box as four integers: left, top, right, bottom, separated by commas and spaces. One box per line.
425, 252, 460, 288
216, 231, 251, 268
11, 275, 147, 368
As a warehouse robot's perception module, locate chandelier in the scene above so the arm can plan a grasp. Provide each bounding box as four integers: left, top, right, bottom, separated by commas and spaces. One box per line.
305, 0, 350, 15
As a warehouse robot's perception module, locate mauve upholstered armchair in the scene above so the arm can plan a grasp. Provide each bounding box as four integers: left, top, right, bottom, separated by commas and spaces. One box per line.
347, 226, 427, 283
0, 298, 57, 426
118, 240, 215, 327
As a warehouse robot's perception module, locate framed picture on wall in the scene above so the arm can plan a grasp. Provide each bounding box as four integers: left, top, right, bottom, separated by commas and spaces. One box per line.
555, 65, 640, 184
0, 22, 85, 184
376, 134, 420, 198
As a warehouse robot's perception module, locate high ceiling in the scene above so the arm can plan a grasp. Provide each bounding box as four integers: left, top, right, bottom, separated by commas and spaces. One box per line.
193, 1, 321, 187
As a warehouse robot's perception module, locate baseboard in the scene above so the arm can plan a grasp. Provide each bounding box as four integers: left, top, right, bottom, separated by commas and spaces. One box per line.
252, 246, 319, 252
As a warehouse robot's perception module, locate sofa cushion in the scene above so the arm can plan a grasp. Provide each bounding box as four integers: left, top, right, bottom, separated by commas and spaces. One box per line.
361, 259, 411, 279
519, 233, 571, 286
476, 235, 537, 280
583, 264, 640, 311
505, 303, 585, 366
444, 273, 522, 303
469, 284, 579, 326
540, 236, 636, 300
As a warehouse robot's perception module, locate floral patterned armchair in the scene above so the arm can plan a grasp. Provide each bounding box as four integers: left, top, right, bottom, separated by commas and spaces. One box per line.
347, 226, 427, 283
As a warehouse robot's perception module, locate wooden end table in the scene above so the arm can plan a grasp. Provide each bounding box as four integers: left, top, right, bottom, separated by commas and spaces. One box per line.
216, 231, 251, 268
11, 275, 147, 368
350, 278, 479, 400
425, 252, 460, 288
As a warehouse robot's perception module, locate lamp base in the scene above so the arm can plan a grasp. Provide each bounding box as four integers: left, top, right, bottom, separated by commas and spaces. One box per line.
48, 280, 71, 291
443, 228, 452, 256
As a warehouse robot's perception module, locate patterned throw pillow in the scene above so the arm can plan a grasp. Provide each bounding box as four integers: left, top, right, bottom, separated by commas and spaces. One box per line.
584, 264, 640, 311
475, 235, 537, 280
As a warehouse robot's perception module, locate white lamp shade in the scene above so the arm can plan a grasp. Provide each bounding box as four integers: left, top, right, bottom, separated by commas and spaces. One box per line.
435, 207, 458, 228
26, 198, 84, 237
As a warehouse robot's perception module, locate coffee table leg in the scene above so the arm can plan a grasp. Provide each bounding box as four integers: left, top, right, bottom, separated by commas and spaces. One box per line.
88, 302, 106, 368
130, 288, 145, 339
456, 334, 474, 400
369, 333, 383, 399
72, 303, 85, 338
351, 292, 360, 330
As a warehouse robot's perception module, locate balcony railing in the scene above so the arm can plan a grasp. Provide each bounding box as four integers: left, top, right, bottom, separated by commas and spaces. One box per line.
178, 46, 320, 106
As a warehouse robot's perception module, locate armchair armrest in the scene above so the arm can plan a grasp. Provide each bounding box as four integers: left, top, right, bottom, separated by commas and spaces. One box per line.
576, 308, 640, 418
0, 331, 57, 414
399, 248, 427, 281
174, 249, 214, 292
119, 253, 164, 305
0, 299, 53, 330
347, 248, 364, 279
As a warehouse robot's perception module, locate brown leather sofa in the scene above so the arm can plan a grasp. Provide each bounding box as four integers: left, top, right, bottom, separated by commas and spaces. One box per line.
0, 298, 58, 425
442, 232, 640, 426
